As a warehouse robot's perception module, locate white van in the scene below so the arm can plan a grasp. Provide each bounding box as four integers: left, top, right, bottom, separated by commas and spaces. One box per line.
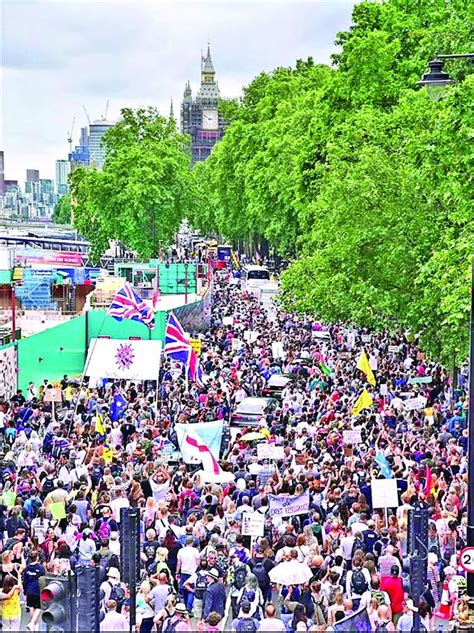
240, 265, 271, 292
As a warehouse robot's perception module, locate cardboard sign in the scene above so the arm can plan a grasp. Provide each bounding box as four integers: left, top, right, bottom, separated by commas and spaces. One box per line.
371, 479, 399, 508
244, 330, 259, 343
339, 352, 352, 359
404, 396, 428, 411
268, 491, 310, 518
343, 430, 362, 445
222, 316, 234, 326
361, 334, 371, 343
50, 502, 67, 520
44, 388, 63, 403
232, 338, 244, 352
272, 341, 285, 359
369, 355, 378, 370
190, 338, 202, 356
379, 384, 388, 396
257, 443, 285, 461
241, 512, 265, 537
388, 345, 400, 354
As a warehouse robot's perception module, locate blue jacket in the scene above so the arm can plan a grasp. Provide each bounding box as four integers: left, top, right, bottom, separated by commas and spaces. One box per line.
203, 580, 226, 619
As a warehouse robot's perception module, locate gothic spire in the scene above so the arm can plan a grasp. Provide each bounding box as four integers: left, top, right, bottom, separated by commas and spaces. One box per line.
202, 42, 215, 74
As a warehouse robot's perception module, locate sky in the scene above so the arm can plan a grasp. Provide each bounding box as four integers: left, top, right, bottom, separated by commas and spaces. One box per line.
1, 0, 357, 182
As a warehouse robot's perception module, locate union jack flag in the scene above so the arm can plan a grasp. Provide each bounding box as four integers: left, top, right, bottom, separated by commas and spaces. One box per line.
164, 312, 203, 384
107, 282, 155, 329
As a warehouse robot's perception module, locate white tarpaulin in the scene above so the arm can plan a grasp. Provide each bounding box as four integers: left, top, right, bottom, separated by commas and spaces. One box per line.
84, 338, 162, 380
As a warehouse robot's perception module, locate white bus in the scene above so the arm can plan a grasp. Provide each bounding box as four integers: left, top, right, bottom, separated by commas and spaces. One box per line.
240, 265, 271, 291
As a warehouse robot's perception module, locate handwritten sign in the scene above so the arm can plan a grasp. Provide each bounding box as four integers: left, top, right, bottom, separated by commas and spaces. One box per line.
404, 396, 428, 411
361, 334, 371, 343
343, 430, 362, 445
222, 316, 234, 326
241, 512, 265, 537
257, 444, 285, 461
388, 345, 400, 354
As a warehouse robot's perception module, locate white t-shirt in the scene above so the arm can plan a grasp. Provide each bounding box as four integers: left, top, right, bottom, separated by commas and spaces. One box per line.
177, 546, 200, 575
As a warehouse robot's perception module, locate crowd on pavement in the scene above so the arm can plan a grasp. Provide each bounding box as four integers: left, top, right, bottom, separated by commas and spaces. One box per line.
0, 265, 470, 632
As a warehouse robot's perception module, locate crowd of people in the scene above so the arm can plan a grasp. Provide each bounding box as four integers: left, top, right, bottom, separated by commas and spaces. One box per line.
0, 267, 470, 632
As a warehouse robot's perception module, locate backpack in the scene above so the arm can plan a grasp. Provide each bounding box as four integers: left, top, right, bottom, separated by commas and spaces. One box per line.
41, 477, 55, 498
98, 519, 112, 540
371, 590, 386, 606
233, 546, 248, 564
375, 623, 389, 633
252, 561, 269, 587
351, 537, 366, 556
162, 615, 181, 633
233, 566, 248, 590
163, 528, 178, 550
109, 582, 126, 610
350, 569, 368, 595
235, 618, 258, 633
194, 571, 208, 600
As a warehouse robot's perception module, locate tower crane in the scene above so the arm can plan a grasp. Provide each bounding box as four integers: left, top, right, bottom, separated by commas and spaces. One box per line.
82, 105, 91, 125
103, 99, 110, 120
67, 116, 76, 152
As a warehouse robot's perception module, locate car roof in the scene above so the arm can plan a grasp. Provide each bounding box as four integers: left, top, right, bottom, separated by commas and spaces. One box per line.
237, 397, 274, 409
267, 374, 292, 386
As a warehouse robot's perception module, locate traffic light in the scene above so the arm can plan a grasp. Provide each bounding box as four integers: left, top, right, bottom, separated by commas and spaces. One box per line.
76, 566, 103, 632
41, 575, 74, 632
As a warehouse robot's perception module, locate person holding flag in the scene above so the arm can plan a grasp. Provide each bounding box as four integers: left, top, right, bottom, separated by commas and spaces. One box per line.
357, 350, 376, 386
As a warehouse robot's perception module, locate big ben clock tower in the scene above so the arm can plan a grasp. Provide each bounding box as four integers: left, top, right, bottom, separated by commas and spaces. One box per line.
180, 44, 225, 163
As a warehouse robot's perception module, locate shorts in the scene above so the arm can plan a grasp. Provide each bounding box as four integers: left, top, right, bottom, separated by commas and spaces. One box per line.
26, 594, 41, 610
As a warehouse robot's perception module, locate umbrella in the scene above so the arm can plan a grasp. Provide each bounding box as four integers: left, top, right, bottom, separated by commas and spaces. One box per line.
269, 560, 313, 586
240, 432, 265, 442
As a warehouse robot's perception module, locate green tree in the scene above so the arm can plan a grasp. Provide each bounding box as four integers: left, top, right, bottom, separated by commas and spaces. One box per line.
70, 107, 193, 262
52, 195, 72, 224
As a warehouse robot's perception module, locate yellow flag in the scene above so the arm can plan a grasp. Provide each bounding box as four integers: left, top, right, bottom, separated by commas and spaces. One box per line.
103, 446, 113, 464
95, 414, 105, 436
357, 351, 376, 386
352, 389, 373, 417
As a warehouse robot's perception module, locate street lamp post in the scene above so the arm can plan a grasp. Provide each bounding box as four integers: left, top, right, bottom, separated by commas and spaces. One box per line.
417, 52, 474, 628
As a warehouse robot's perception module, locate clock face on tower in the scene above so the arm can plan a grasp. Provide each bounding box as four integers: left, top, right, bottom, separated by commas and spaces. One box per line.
202, 109, 218, 130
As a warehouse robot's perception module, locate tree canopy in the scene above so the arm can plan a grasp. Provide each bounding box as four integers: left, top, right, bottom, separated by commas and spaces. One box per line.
70, 108, 194, 262
52, 194, 72, 225
191, 0, 474, 363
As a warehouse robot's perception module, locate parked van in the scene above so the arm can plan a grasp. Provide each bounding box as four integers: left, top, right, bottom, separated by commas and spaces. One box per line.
240, 265, 271, 291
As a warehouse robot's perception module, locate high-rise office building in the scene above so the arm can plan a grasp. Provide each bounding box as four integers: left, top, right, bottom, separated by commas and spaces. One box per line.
26, 169, 40, 183
89, 119, 114, 170
0, 151, 4, 195
79, 126, 89, 148
55, 159, 71, 193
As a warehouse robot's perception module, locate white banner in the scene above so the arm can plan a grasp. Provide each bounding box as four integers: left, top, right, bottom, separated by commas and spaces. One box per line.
175, 421, 223, 462
371, 479, 399, 508
85, 338, 162, 380
241, 512, 265, 537
404, 396, 427, 411
257, 443, 285, 461
268, 491, 310, 519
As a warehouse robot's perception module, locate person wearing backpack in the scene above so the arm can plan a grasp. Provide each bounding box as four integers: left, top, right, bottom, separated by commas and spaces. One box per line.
228, 556, 250, 618
374, 604, 396, 632
231, 599, 259, 633
100, 567, 127, 613
182, 558, 210, 620
345, 556, 371, 610
95, 507, 118, 540
248, 547, 274, 604
360, 576, 391, 612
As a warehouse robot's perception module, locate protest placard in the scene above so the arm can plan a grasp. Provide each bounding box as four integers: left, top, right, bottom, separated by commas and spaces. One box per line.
343, 430, 362, 445
404, 396, 428, 411
241, 512, 265, 537
371, 479, 399, 508
257, 443, 285, 461
268, 491, 310, 518
44, 388, 63, 403
190, 339, 202, 356
388, 345, 400, 353
50, 502, 67, 520
222, 316, 234, 326
361, 334, 371, 343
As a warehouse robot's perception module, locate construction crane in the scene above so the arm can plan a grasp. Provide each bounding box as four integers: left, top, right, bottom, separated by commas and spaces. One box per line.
82, 105, 91, 125
67, 116, 76, 153
103, 99, 110, 121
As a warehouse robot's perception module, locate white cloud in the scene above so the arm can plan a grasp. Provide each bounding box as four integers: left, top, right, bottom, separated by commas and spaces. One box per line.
1, 0, 356, 181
